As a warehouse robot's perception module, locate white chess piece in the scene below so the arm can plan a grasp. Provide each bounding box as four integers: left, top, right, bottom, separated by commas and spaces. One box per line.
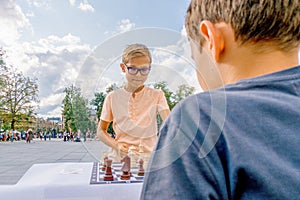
128, 145, 137, 168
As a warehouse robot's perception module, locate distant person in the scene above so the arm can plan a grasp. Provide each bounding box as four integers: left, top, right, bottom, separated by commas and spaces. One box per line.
141, 0, 300, 199
9, 130, 13, 142
83, 132, 86, 142
97, 43, 170, 162
26, 129, 33, 143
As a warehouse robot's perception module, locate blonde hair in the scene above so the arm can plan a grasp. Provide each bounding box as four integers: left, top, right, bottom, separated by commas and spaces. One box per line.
185, 0, 300, 51
122, 44, 152, 64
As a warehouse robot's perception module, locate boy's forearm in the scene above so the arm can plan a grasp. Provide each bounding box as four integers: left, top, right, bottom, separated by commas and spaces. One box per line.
159, 109, 170, 121
97, 128, 118, 150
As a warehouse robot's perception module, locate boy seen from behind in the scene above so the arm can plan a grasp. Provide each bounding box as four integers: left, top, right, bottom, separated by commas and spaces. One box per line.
141, 0, 300, 199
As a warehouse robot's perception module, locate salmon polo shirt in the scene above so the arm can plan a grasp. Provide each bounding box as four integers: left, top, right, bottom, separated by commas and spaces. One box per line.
100, 86, 169, 159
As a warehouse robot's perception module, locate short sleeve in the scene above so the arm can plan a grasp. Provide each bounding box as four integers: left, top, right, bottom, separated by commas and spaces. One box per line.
157, 90, 170, 112
100, 92, 113, 122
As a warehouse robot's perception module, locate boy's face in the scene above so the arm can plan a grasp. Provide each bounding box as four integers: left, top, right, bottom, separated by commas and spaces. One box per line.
190, 40, 223, 90
121, 55, 151, 89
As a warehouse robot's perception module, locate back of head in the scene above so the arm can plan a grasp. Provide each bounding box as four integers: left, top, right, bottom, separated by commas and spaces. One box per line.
185, 0, 300, 52
122, 43, 152, 64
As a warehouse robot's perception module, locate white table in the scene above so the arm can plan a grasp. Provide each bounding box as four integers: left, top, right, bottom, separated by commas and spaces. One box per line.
0, 162, 143, 200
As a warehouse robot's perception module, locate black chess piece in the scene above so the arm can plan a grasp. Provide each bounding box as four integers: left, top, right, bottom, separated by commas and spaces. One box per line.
120, 155, 131, 180
138, 159, 144, 176
103, 159, 114, 181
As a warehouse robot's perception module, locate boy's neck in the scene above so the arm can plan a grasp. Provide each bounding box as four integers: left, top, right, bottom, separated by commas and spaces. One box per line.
124, 85, 145, 94
220, 50, 299, 85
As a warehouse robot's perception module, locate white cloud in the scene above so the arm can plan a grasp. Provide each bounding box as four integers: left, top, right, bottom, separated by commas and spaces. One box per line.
0, 0, 30, 46
117, 19, 136, 32
69, 0, 76, 6
26, 11, 34, 17
26, 0, 50, 8
39, 93, 65, 108
4, 33, 93, 118
181, 26, 187, 37
78, 1, 94, 12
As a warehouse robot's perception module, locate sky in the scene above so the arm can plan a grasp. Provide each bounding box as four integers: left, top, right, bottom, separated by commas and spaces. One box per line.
0, 0, 201, 119
1, 0, 300, 119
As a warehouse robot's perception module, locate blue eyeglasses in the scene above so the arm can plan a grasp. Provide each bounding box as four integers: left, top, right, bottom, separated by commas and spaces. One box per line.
124, 63, 151, 76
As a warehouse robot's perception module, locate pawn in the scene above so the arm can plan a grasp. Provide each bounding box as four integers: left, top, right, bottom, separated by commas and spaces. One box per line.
120, 170, 130, 180
101, 156, 108, 171
103, 159, 114, 181
137, 159, 145, 176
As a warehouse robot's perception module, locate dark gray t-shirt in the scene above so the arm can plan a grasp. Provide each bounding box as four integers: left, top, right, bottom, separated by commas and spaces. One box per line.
141, 66, 300, 200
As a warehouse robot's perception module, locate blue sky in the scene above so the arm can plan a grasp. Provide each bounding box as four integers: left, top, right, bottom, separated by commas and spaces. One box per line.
0, 0, 199, 118
16, 0, 189, 45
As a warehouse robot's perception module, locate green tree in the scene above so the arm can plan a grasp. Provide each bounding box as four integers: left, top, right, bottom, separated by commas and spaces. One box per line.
153, 81, 175, 109
106, 83, 118, 93
154, 81, 195, 110
91, 92, 106, 121
62, 85, 96, 134
62, 85, 78, 132
72, 93, 92, 132
0, 63, 39, 130
174, 84, 195, 103
0, 47, 6, 87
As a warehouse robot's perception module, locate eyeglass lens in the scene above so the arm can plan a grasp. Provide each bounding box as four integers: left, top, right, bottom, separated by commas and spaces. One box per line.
124, 64, 151, 75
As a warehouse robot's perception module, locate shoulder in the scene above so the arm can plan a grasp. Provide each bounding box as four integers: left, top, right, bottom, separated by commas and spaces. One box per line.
144, 86, 164, 96
106, 88, 125, 97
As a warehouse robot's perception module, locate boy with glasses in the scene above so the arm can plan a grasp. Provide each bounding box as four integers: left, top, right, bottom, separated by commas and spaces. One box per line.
141, 0, 300, 199
97, 43, 170, 162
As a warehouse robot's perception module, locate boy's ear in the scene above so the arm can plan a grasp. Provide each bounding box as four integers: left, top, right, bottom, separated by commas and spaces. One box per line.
199, 20, 224, 61
120, 63, 126, 72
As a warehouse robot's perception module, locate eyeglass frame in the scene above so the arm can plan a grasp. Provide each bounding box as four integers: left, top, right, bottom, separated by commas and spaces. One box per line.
123, 63, 151, 76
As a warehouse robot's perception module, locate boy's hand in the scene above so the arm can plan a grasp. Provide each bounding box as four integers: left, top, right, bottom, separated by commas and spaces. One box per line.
118, 143, 129, 158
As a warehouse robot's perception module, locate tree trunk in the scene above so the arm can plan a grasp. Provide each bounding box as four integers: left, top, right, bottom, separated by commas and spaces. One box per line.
11, 119, 15, 130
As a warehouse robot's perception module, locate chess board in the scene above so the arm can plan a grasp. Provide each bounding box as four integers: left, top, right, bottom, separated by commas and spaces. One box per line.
90, 162, 144, 184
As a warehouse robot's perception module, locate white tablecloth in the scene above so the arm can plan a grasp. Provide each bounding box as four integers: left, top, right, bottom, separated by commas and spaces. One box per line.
0, 162, 143, 200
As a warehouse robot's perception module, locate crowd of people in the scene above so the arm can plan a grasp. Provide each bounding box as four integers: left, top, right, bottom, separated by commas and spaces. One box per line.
0, 129, 95, 143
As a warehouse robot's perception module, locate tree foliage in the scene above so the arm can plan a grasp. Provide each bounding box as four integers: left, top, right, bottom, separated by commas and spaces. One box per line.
174, 84, 195, 103
0, 48, 7, 87
153, 81, 174, 109
91, 92, 106, 121
0, 48, 39, 130
154, 81, 195, 110
62, 85, 96, 133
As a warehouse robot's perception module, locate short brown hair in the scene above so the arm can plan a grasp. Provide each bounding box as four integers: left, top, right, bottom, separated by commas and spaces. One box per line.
122, 43, 152, 64
185, 0, 300, 51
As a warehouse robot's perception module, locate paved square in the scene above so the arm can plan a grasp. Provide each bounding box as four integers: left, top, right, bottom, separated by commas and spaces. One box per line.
0, 139, 108, 185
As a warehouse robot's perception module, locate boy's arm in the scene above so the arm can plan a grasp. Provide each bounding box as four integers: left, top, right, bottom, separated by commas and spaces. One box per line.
97, 120, 118, 150
159, 109, 170, 121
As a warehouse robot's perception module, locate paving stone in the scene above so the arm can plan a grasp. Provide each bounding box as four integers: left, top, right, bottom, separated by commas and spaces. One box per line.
0, 139, 109, 185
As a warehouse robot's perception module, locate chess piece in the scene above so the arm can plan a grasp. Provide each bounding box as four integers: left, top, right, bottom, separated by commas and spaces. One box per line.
103, 159, 114, 181
137, 159, 144, 176
120, 155, 131, 180
138, 141, 146, 168
128, 145, 137, 167
138, 141, 144, 159
101, 156, 108, 171
138, 141, 144, 154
